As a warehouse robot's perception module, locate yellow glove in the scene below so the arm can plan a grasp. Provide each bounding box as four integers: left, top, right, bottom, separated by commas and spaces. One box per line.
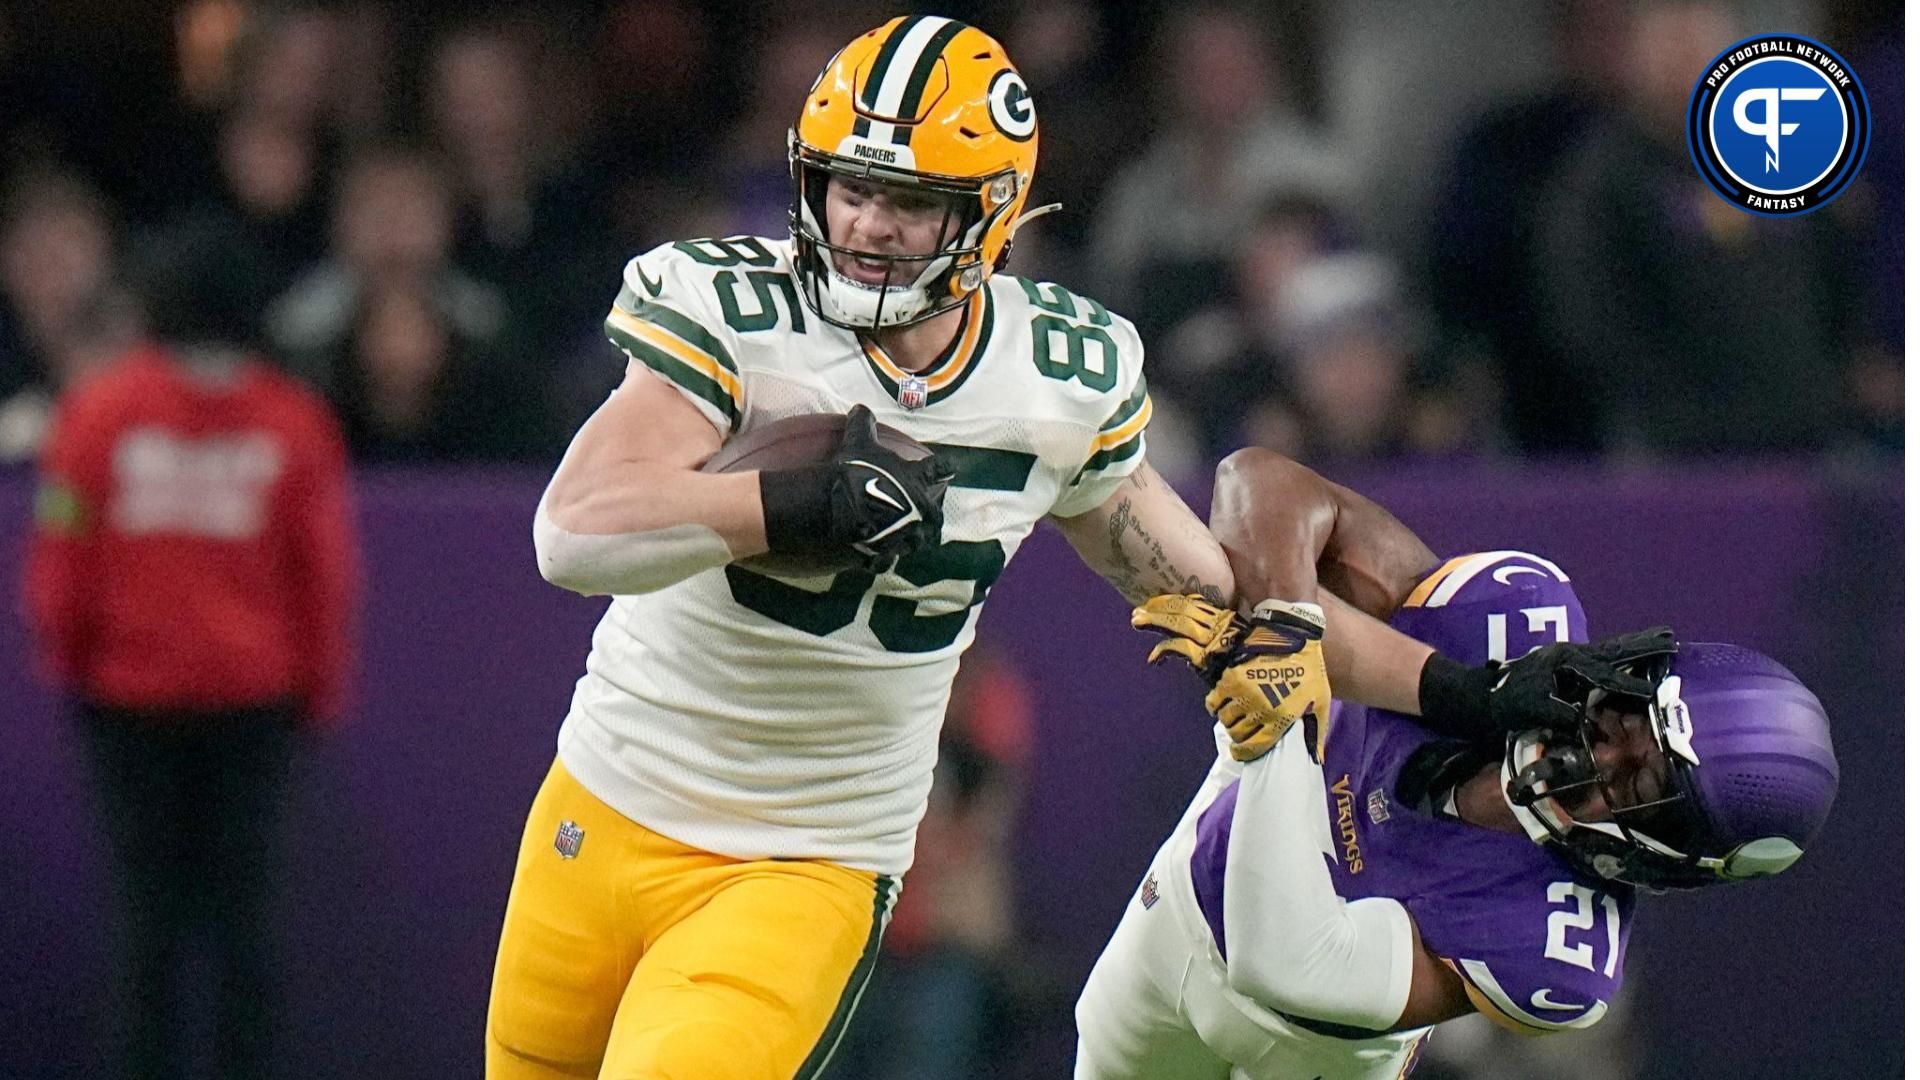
1132, 595, 1333, 762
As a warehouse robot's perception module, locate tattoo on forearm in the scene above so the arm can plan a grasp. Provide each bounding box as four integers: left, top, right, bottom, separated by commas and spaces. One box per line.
1181, 576, 1231, 607
1101, 494, 1229, 607
1102, 497, 1147, 601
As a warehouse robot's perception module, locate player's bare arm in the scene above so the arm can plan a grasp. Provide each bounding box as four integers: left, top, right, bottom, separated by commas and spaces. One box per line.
1208, 447, 1439, 714
1050, 462, 1234, 608
1210, 447, 1435, 622
534, 361, 766, 596
544, 362, 766, 549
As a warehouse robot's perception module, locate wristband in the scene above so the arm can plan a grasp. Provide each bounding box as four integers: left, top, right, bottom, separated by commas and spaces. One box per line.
1416, 653, 1500, 742
758, 464, 838, 555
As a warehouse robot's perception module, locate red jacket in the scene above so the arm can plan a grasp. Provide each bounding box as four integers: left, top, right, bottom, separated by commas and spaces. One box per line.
24, 344, 359, 726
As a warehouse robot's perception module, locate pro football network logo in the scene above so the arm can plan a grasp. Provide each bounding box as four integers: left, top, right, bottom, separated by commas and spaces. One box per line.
1688, 34, 1869, 216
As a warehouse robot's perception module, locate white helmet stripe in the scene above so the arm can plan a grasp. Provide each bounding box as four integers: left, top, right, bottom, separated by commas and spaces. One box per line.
1425, 550, 1571, 607
868, 17, 956, 119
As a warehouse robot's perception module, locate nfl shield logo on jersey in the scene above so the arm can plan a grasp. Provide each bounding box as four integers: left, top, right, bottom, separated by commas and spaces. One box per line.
899, 375, 929, 411
553, 820, 585, 859
1139, 872, 1159, 910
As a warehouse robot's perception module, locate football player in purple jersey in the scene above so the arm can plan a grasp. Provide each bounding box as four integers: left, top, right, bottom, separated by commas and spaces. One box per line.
1074, 449, 1839, 1080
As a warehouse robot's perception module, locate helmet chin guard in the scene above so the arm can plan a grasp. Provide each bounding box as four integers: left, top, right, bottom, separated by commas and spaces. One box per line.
818, 266, 941, 329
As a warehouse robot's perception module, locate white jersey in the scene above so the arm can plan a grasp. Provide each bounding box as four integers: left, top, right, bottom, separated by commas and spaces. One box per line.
557, 235, 1152, 875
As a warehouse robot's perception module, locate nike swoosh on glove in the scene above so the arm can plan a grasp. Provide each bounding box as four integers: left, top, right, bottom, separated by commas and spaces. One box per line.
833, 405, 951, 570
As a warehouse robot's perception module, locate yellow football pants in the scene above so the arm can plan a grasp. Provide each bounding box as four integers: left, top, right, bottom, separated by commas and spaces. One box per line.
486, 759, 894, 1080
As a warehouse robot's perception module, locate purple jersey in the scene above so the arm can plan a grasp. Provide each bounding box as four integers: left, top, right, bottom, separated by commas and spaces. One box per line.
1191, 551, 1634, 1034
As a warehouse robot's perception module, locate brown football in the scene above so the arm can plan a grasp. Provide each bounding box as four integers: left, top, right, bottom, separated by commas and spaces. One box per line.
701, 411, 936, 577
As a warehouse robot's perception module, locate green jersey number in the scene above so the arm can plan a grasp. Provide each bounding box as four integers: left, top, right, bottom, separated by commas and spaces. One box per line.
674, 236, 779, 267
715, 270, 807, 334
1020, 279, 1118, 392
670, 236, 809, 335
724, 444, 1036, 654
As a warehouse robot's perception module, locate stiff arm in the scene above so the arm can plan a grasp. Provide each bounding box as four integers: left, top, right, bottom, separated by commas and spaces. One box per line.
1210, 448, 1441, 716
1207, 447, 1478, 1031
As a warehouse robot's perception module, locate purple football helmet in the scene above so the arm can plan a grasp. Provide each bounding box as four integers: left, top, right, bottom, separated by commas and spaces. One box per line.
1504, 642, 1839, 890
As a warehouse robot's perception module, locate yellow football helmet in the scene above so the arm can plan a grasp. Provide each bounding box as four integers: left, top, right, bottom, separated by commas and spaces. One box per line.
790, 16, 1045, 330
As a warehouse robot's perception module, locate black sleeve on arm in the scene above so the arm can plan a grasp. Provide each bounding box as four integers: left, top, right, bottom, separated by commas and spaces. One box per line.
1416, 653, 1502, 743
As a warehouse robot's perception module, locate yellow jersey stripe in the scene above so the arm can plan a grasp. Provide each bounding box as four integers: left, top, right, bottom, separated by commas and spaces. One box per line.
607, 308, 745, 405
1089, 395, 1153, 453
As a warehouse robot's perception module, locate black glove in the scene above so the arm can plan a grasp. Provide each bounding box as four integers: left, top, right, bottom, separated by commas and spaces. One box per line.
760, 405, 952, 572
1419, 626, 1678, 742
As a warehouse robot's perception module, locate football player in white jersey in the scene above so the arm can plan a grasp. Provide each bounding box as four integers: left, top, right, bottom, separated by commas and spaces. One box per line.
486, 17, 1619, 1079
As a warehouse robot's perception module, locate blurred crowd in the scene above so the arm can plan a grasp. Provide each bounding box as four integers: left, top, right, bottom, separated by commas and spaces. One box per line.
3, 3, 1899, 1077
0, 0, 1899, 476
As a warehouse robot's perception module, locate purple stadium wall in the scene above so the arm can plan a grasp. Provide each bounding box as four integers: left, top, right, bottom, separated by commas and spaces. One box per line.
0, 462, 1900, 1079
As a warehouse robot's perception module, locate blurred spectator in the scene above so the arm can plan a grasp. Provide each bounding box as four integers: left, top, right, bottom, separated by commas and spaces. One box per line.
826, 646, 1035, 1080
591, 0, 722, 245
998, 0, 1126, 286
266, 145, 488, 380
327, 279, 556, 464
224, 4, 345, 133
265, 144, 559, 463
1824, 1, 1903, 455
1152, 194, 1345, 464
23, 231, 358, 1080
142, 105, 332, 353
426, 18, 615, 358
1088, 3, 1355, 335
1424, 0, 1629, 454
1241, 252, 1488, 463
1531, 0, 1876, 455
0, 171, 140, 463
713, 16, 861, 240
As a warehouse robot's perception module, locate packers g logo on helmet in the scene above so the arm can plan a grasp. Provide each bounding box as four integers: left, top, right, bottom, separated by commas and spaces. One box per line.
790, 16, 1052, 331
987, 70, 1036, 141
